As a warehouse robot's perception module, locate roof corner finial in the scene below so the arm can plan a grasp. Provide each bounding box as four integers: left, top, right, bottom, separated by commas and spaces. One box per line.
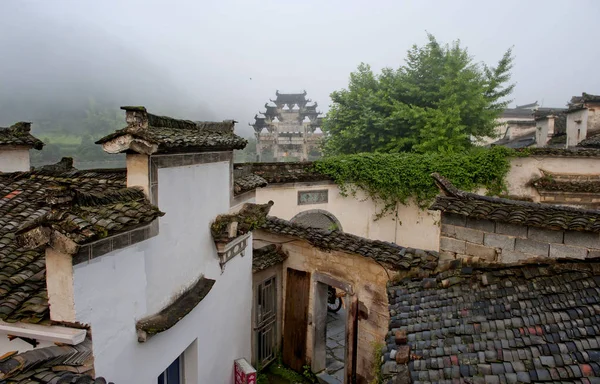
10, 122, 32, 133
431, 173, 460, 197
120, 106, 148, 129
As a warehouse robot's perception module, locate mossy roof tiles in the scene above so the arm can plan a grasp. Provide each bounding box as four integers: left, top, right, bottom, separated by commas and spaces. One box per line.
252, 244, 287, 273
579, 133, 600, 149
383, 257, 600, 384
430, 173, 600, 233
0, 159, 162, 324
96, 110, 247, 153
0, 123, 43, 150
0, 339, 112, 383
260, 216, 439, 271
233, 173, 268, 196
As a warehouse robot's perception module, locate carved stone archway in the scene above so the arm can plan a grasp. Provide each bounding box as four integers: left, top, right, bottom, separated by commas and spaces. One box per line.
290, 209, 343, 231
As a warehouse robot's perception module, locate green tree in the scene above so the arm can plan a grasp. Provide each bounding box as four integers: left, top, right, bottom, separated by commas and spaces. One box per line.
323, 34, 514, 154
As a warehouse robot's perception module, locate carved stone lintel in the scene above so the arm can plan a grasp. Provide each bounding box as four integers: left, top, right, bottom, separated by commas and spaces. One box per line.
216, 233, 250, 273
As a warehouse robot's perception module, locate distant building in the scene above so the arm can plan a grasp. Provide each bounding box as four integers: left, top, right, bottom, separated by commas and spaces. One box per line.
483, 101, 566, 148
251, 91, 323, 162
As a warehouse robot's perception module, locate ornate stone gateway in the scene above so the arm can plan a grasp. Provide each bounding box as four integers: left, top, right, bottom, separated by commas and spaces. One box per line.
251, 90, 323, 161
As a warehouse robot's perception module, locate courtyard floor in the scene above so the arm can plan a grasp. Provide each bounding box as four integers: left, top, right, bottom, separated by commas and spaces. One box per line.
318, 307, 346, 384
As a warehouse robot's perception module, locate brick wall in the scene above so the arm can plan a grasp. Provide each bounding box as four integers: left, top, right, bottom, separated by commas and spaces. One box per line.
439, 213, 600, 263
254, 230, 392, 383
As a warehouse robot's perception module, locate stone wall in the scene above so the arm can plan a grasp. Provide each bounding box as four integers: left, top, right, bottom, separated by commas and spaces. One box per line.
439, 213, 600, 263
254, 230, 392, 383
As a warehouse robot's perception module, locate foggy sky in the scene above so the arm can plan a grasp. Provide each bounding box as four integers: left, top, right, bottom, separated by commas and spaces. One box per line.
2, 0, 599, 137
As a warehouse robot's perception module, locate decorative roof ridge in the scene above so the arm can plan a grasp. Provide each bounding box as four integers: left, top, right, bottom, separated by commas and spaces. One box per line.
260, 215, 439, 271
430, 173, 600, 233
136, 274, 215, 342
211, 201, 274, 242
96, 107, 246, 154
431, 173, 600, 216
233, 173, 268, 196
0, 122, 44, 150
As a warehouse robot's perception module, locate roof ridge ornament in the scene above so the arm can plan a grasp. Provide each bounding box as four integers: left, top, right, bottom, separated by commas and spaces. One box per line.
431, 173, 462, 198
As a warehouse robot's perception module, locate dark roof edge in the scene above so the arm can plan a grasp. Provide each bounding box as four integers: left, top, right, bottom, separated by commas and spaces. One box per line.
431, 172, 600, 216
259, 215, 439, 271
136, 275, 215, 341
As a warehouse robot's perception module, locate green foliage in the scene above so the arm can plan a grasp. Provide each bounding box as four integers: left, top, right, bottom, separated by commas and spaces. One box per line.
322, 34, 514, 155
302, 365, 318, 383
268, 362, 308, 383
313, 146, 513, 218
30, 98, 126, 168
370, 342, 385, 384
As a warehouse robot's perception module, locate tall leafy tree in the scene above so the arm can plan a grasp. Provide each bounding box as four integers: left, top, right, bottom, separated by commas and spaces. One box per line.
323, 34, 514, 154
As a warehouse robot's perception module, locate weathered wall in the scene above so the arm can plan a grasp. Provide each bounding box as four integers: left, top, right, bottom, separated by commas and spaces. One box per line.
439, 213, 600, 263
0, 148, 30, 172
586, 104, 600, 134
566, 109, 588, 147
255, 182, 440, 251
506, 155, 600, 202
255, 231, 391, 383
72, 160, 253, 383
535, 118, 555, 147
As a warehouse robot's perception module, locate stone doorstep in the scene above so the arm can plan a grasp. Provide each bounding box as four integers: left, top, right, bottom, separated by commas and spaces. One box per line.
317, 372, 343, 384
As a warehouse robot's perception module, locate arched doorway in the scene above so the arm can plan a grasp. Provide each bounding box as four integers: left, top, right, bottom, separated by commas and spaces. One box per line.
290, 209, 343, 231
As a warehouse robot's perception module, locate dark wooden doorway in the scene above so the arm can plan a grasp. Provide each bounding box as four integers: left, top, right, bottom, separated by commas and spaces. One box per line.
282, 268, 310, 372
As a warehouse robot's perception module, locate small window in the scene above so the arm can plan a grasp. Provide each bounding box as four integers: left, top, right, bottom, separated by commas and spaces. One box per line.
158, 354, 183, 384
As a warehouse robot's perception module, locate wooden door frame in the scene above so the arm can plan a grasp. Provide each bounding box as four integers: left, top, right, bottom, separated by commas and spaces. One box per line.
311, 272, 357, 384
282, 268, 310, 372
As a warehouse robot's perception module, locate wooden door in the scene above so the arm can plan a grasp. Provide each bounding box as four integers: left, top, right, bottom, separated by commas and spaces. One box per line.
282, 268, 310, 372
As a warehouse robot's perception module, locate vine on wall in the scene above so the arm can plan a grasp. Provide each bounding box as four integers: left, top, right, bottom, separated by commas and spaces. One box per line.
313, 146, 513, 218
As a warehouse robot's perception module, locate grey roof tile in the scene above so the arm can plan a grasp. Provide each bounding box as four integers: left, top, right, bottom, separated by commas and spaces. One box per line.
0, 160, 162, 324
382, 257, 600, 383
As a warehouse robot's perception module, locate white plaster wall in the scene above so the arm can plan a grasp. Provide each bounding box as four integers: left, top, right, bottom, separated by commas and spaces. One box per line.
566, 109, 588, 147
73, 161, 253, 383
0, 149, 30, 172
254, 183, 440, 251
507, 156, 600, 201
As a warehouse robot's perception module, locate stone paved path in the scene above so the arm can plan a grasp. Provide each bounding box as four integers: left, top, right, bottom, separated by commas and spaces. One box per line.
323, 307, 346, 383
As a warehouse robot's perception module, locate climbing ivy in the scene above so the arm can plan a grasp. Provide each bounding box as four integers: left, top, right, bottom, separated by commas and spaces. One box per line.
313, 146, 514, 218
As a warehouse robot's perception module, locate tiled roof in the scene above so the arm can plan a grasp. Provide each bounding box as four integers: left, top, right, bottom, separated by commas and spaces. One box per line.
0, 159, 162, 324
579, 133, 600, 149
211, 202, 273, 243
0, 339, 112, 383
136, 275, 215, 342
0, 123, 43, 150
252, 244, 288, 273
234, 173, 267, 196
491, 132, 536, 149
383, 257, 600, 384
260, 216, 439, 271
430, 173, 600, 233
569, 93, 600, 111
233, 162, 330, 184
532, 176, 600, 194
96, 106, 247, 154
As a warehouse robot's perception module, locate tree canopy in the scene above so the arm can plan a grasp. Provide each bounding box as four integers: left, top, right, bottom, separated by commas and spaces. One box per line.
322, 34, 514, 155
